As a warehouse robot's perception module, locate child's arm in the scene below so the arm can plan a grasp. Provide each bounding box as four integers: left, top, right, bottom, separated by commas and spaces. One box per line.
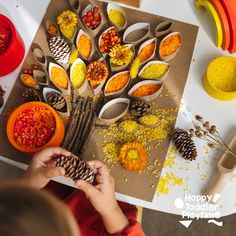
20, 149, 142, 234
19, 147, 71, 189
75, 161, 129, 234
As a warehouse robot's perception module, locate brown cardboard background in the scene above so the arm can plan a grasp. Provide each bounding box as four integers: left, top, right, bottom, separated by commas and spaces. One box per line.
0, 0, 198, 201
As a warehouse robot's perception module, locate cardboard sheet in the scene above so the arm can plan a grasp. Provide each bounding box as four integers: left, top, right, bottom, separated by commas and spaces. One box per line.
0, 0, 198, 201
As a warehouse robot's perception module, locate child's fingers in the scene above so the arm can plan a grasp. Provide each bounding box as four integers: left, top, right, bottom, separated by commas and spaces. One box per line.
87, 160, 104, 171
96, 174, 104, 183
94, 184, 103, 190
35, 147, 71, 163
75, 179, 99, 197
87, 161, 98, 174
43, 166, 65, 178
88, 161, 110, 178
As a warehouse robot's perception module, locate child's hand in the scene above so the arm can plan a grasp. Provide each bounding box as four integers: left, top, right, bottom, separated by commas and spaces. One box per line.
21, 147, 71, 189
75, 161, 129, 234
75, 160, 118, 215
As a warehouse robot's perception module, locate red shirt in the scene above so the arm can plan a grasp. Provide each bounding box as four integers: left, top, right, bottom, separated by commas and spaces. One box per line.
65, 191, 145, 236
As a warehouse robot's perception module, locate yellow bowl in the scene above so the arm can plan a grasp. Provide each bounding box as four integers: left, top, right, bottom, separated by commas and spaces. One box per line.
203, 56, 236, 101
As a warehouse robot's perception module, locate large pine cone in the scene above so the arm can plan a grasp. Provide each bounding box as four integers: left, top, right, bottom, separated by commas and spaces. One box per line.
55, 154, 95, 183
49, 36, 71, 64
172, 128, 197, 161
130, 100, 150, 116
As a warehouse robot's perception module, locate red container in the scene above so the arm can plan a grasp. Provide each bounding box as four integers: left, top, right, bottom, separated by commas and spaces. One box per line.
0, 14, 25, 77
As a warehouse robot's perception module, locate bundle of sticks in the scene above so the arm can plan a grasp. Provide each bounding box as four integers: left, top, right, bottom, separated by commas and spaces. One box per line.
62, 96, 96, 156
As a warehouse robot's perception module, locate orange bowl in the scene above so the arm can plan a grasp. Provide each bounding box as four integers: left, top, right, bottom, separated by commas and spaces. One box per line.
6, 101, 65, 154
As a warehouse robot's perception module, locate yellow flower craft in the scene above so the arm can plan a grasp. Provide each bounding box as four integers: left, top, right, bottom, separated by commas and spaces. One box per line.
57, 10, 78, 40
109, 44, 134, 66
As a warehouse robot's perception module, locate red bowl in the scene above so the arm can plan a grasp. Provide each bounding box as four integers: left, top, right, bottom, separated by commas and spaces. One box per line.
0, 14, 25, 77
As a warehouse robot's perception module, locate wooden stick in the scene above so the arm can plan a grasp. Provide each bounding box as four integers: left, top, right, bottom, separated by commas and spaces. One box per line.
76, 102, 94, 154
69, 98, 87, 151
95, 94, 105, 116
74, 99, 93, 154
79, 111, 96, 155
61, 98, 82, 149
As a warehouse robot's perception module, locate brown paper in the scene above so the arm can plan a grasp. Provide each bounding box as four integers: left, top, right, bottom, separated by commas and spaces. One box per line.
0, 0, 198, 201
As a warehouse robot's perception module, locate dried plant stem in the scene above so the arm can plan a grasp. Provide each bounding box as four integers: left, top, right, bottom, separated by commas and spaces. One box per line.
219, 146, 236, 158
198, 136, 236, 158
215, 131, 232, 150
191, 115, 236, 159
206, 134, 223, 145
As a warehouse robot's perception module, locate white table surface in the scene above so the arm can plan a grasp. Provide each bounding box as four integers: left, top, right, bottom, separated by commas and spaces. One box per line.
0, 0, 236, 217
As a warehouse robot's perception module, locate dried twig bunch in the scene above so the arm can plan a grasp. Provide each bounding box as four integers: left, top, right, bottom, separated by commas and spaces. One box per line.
189, 115, 236, 158
62, 97, 96, 155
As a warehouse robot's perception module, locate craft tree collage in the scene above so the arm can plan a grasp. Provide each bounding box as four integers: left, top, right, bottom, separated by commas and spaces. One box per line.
0, 0, 198, 201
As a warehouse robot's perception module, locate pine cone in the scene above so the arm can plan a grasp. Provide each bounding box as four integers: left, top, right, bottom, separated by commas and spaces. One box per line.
172, 128, 197, 161
0, 85, 5, 96
0, 96, 3, 108
49, 36, 71, 64
46, 93, 66, 111
0, 85, 5, 108
22, 89, 40, 102
130, 100, 150, 117
55, 154, 95, 183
